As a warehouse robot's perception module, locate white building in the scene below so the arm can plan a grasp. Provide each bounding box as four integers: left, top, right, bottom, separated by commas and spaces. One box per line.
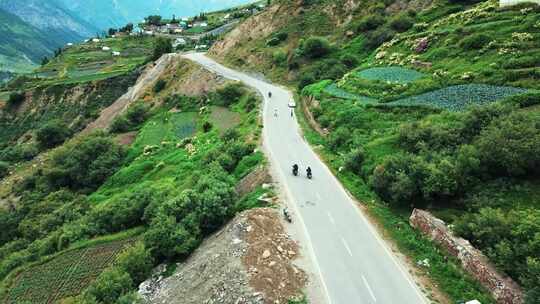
92, 38, 100, 43
102, 46, 111, 51
112, 51, 121, 56
500, 0, 540, 5
173, 38, 187, 48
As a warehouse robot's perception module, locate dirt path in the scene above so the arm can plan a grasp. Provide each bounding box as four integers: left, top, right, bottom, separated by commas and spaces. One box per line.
82, 53, 181, 134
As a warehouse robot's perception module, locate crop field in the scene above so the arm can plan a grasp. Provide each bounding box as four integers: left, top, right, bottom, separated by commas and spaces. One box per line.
390, 84, 528, 111
209, 106, 241, 133
5, 239, 134, 304
323, 84, 378, 103
356, 67, 425, 84
134, 112, 198, 148
25, 36, 155, 88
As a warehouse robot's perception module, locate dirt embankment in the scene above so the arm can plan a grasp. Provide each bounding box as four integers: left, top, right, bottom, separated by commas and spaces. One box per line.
82, 53, 182, 134
139, 208, 307, 304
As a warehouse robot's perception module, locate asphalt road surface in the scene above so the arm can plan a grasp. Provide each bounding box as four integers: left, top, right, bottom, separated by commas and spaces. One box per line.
183, 52, 427, 304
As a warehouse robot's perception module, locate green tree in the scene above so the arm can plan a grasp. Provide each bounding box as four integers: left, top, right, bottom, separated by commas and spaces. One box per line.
302, 37, 331, 59
152, 38, 172, 61
85, 267, 133, 303
36, 120, 71, 149
117, 242, 154, 284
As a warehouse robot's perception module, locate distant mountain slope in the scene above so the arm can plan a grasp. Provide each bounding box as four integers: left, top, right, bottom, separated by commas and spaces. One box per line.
0, 8, 56, 72
56, 0, 256, 30
0, 0, 97, 39
0, 0, 98, 73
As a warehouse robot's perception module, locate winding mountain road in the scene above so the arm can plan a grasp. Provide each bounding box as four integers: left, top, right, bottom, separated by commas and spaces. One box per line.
183, 53, 427, 304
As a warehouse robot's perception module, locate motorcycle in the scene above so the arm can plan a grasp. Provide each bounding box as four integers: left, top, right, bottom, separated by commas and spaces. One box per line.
307, 167, 313, 180
292, 165, 299, 176
283, 208, 292, 223
268, 91, 272, 98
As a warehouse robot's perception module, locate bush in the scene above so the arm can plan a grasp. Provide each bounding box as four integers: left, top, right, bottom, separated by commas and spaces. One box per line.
6, 92, 25, 108
302, 37, 331, 59
126, 103, 148, 125
340, 53, 358, 68
45, 134, 126, 191
459, 33, 491, 50
504, 92, 540, 108
272, 50, 288, 66
153, 79, 167, 93
365, 27, 395, 50
356, 14, 386, 32
152, 38, 172, 61
298, 72, 316, 90
116, 242, 153, 284
85, 267, 133, 303
110, 116, 131, 133
0, 161, 9, 178
216, 83, 244, 106
389, 14, 414, 32
36, 120, 71, 150
344, 148, 365, 174
475, 112, 540, 177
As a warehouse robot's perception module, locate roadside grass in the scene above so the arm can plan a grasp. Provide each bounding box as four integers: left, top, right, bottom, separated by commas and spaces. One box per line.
209, 105, 241, 134
294, 95, 495, 303
0, 229, 141, 304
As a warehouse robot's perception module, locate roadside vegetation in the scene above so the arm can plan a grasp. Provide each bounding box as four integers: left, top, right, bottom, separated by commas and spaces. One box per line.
0, 57, 266, 302
212, 0, 540, 302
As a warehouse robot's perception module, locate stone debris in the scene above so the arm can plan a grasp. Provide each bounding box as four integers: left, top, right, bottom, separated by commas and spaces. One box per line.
410, 209, 523, 304
139, 208, 306, 304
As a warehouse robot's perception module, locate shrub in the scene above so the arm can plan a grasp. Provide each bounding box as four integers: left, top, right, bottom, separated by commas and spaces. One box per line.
355, 15, 386, 32
365, 27, 395, 50
116, 242, 154, 284
0, 161, 9, 178
459, 33, 491, 50
475, 112, 540, 177
110, 116, 131, 133
216, 83, 244, 106
302, 37, 331, 59
504, 92, 540, 108
143, 214, 200, 259
152, 38, 172, 61
202, 121, 213, 133
85, 267, 133, 303
298, 72, 316, 90
340, 53, 358, 68
153, 79, 167, 93
36, 120, 71, 150
126, 103, 148, 125
45, 134, 126, 191
272, 50, 287, 66
389, 14, 414, 32
344, 148, 365, 174
7, 92, 25, 108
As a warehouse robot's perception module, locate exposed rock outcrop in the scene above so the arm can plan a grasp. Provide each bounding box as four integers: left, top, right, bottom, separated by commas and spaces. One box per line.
410, 209, 524, 304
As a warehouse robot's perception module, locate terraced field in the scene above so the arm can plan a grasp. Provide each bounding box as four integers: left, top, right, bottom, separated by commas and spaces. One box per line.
5, 239, 135, 304
356, 67, 426, 84
323, 84, 378, 103
390, 84, 528, 111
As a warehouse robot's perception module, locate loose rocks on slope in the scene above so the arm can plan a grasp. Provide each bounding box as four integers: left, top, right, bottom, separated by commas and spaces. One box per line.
139, 208, 307, 304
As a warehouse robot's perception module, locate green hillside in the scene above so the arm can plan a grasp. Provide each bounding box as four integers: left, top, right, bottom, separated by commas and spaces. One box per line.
211, 0, 540, 302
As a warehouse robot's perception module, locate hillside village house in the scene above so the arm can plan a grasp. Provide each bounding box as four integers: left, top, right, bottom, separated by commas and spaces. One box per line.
500, 0, 540, 5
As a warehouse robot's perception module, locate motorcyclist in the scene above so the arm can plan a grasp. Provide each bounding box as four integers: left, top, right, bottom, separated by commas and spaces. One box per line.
292, 164, 299, 176
306, 166, 312, 179
268, 91, 272, 98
